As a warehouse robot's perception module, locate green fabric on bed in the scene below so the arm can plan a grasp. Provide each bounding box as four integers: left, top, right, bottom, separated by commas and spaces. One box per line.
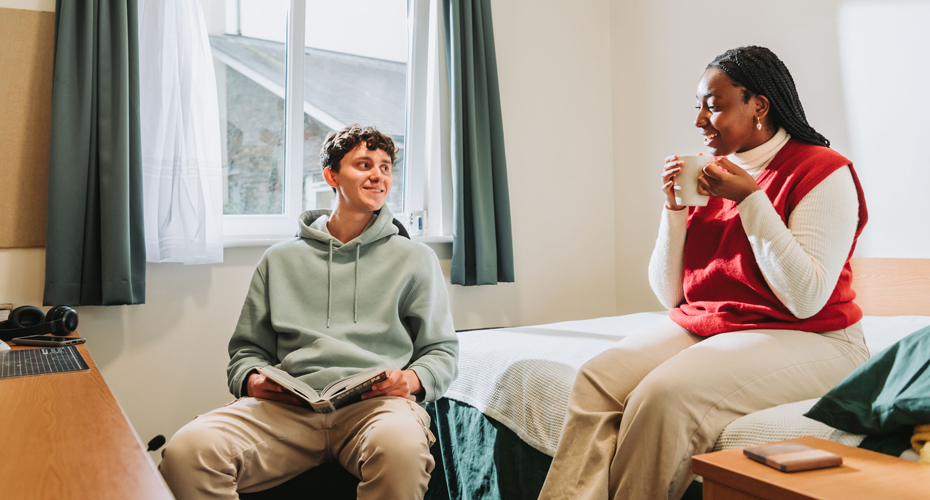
804, 324, 930, 458
427, 398, 553, 500
429, 398, 499, 499
858, 429, 915, 458
805, 325, 930, 435
491, 413, 554, 500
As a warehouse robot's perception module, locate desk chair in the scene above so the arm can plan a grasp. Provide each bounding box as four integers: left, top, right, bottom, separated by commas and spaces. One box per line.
239, 462, 360, 500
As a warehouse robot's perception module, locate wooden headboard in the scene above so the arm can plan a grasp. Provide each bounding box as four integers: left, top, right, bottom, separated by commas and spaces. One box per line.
850, 258, 930, 316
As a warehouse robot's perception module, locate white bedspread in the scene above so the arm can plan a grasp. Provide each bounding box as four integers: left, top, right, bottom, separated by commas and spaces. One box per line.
712, 398, 865, 451
444, 314, 930, 457
445, 312, 669, 455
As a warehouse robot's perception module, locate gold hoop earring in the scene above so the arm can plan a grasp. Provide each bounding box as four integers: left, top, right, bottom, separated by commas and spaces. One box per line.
756, 117, 762, 131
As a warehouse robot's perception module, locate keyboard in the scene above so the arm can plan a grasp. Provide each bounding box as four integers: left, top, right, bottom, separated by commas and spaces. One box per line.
0, 345, 89, 379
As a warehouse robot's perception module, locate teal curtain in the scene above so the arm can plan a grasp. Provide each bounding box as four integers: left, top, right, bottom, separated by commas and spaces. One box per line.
442, 0, 514, 286
43, 0, 145, 306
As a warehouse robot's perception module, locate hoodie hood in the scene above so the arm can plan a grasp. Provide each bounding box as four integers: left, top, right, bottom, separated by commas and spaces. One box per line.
297, 205, 400, 328
298, 205, 399, 249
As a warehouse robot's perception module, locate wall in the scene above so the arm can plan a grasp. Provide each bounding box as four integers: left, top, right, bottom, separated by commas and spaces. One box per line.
0, 0, 617, 460
0, 0, 52, 10
447, 0, 616, 330
835, 1, 930, 258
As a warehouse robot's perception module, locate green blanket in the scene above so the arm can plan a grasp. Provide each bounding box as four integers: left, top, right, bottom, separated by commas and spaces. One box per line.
427, 398, 552, 500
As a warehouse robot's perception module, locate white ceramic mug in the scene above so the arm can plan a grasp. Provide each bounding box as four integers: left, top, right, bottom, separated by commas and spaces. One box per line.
674, 155, 713, 207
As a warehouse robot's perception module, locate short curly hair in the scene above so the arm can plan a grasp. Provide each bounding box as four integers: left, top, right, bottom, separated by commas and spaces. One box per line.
320, 124, 397, 173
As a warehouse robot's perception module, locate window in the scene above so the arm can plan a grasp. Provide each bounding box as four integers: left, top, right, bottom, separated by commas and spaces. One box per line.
201, 0, 446, 243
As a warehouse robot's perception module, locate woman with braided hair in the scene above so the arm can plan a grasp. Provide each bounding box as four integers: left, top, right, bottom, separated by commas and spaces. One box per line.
538, 46, 869, 500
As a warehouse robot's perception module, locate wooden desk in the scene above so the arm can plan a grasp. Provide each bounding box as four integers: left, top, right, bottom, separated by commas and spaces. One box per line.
0, 341, 174, 500
692, 436, 930, 500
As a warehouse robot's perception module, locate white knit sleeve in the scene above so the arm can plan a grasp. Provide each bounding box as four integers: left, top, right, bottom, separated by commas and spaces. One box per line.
648, 207, 688, 309
737, 166, 860, 318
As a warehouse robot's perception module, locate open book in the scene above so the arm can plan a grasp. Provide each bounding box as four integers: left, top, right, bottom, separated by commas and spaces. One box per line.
258, 366, 388, 414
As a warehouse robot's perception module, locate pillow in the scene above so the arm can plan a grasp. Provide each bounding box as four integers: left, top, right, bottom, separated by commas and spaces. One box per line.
804, 325, 930, 435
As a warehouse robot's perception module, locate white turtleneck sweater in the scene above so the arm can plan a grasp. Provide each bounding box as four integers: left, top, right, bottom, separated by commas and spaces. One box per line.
648, 128, 861, 319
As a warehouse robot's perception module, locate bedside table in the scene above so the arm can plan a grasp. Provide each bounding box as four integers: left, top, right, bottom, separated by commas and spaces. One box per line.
692, 436, 930, 500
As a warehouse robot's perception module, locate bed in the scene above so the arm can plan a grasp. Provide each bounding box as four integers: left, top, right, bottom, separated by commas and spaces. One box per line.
425, 258, 930, 500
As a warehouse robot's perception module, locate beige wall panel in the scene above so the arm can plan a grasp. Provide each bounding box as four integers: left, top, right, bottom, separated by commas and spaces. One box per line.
0, 7, 54, 248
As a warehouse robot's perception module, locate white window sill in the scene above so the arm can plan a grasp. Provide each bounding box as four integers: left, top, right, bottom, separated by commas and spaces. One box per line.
223, 238, 289, 248
414, 235, 453, 244
223, 234, 452, 248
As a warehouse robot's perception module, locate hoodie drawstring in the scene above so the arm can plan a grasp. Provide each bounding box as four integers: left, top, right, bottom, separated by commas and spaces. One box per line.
354, 244, 360, 323
326, 241, 360, 326
327, 239, 333, 328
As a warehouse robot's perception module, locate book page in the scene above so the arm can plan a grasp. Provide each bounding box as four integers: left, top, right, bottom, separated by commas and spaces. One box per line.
321, 367, 387, 398
324, 369, 388, 410
258, 366, 321, 403
259, 366, 387, 413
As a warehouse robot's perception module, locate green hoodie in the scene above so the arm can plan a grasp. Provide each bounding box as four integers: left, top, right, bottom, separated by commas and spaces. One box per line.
227, 206, 458, 402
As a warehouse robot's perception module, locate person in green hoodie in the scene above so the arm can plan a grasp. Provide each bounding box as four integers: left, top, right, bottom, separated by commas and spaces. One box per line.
159, 125, 458, 500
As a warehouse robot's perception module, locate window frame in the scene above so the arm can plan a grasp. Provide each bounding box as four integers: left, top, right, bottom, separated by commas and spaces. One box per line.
222, 0, 448, 246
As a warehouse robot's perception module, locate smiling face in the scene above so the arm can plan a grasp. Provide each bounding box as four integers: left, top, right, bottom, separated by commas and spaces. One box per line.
324, 144, 393, 215
694, 68, 772, 156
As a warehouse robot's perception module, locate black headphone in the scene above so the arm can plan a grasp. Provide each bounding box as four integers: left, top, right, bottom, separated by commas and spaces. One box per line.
0, 305, 79, 341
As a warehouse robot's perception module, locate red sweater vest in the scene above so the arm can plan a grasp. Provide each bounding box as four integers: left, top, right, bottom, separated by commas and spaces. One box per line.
669, 140, 868, 336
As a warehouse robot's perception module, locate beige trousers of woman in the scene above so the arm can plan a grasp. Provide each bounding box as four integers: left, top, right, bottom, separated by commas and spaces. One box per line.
538, 317, 868, 500
159, 396, 435, 500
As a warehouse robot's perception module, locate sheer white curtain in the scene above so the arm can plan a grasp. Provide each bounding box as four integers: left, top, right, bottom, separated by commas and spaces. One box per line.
139, 0, 223, 264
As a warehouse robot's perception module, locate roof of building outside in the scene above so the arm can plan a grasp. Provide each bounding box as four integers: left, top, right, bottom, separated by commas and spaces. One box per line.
209, 34, 406, 138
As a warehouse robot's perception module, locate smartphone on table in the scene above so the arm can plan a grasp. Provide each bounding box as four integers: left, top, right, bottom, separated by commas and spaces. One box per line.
10, 335, 87, 347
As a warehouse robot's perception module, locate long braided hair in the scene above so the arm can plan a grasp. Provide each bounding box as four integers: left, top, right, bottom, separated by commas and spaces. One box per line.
708, 46, 829, 148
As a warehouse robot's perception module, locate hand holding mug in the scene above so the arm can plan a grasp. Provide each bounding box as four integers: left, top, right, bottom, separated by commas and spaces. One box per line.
697, 157, 761, 203
662, 155, 713, 209
661, 155, 685, 211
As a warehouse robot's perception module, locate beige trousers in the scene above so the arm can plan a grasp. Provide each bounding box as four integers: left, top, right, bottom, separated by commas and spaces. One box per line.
538, 317, 868, 500
159, 396, 436, 500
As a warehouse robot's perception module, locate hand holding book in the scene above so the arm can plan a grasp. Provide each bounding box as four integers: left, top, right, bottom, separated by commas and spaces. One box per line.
248, 366, 419, 412
247, 371, 305, 406
255, 366, 389, 413
361, 369, 422, 401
